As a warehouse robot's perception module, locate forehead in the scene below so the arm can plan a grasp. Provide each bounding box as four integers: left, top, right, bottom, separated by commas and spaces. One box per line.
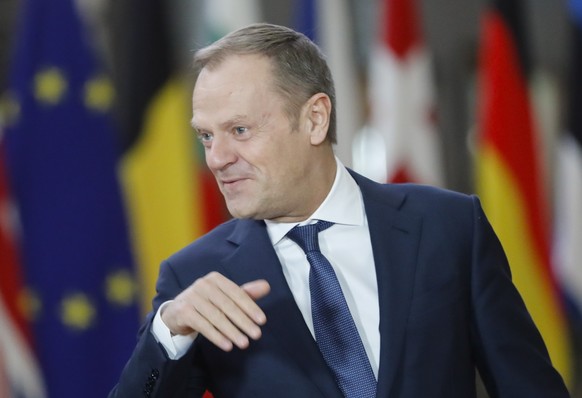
195, 54, 275, 96
192, 54, 284, 125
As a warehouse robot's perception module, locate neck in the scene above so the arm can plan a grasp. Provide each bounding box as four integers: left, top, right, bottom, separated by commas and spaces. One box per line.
273, 149, 337, 223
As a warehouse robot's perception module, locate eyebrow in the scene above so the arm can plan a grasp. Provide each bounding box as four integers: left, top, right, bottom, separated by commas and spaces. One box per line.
190, 118, 199, 130
190, 114, 250, 132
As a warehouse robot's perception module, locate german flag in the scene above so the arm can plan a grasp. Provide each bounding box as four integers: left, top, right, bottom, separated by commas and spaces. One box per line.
475, 0, 573, 386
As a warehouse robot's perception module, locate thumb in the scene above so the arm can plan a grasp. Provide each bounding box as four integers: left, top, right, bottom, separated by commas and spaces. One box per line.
241, 279, 271, 300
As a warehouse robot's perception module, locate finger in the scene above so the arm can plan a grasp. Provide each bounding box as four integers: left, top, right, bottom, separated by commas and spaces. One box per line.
208, 284, 264, 340
162, 298, 236, 351
192, 292, 252, 349
173, 273, 269, 349
210, 275, 268, 326
241, 280, 271, 301
193, 273, 264, 342
179, 304, 235, 352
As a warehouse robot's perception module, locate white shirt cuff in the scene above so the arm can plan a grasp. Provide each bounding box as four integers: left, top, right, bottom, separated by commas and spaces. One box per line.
151, 300, 197, 360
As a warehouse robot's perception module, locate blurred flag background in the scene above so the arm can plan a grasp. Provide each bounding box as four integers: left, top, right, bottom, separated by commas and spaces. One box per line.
1, 0, 141, 396
0, 0, 580, 397
355, 0, 442, 185
554, 0, 582, 367
475, 0, 572, 384
108, 0, 226, 315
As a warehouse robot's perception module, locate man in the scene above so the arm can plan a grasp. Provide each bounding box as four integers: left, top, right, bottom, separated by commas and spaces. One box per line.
110, 23, 568, 397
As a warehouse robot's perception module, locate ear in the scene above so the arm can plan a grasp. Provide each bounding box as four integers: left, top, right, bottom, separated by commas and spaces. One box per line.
303, 93, 331, 146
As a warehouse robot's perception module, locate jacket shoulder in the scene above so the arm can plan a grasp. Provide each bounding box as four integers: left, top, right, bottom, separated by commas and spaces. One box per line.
351, 169, 476, 215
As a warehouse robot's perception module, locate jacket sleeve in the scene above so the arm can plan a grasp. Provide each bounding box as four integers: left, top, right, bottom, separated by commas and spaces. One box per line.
469, 196, 569, 397
108, 260, 208, 398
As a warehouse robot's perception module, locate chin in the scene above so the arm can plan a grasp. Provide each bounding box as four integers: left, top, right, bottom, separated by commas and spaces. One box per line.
225, 204, 257, 220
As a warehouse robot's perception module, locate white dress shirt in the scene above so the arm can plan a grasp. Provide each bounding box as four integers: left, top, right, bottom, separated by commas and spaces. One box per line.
152, 159, 380, 376
265, 158, 380, 377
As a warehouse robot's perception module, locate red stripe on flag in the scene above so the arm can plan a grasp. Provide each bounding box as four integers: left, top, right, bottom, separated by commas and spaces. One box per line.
389, 165, 413, 184
478, 9, 555, 287
0, 141, 47, 396
383, 0, 421, 59
0, 145, 32, 345
199, 169, 227, 232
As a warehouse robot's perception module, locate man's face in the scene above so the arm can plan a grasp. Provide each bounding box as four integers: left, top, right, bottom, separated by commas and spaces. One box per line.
191, 54, 319, 222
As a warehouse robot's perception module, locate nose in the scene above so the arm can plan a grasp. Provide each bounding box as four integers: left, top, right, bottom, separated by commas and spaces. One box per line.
205, 134, 237, 172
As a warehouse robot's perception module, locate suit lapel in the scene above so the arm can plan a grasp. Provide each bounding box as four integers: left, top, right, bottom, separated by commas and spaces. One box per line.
221, 219, 343, 397
352, 172, 421, 397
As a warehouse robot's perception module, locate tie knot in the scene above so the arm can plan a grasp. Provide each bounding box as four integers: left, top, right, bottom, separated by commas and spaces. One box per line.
287, 221, 334, 253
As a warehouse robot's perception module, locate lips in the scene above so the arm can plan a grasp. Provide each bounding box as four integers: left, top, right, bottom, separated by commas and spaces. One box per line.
220, 177, 250, 192
222, 177, 245, 185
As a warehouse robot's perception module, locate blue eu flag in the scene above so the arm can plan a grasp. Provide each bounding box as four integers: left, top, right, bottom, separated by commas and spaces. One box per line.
4, 0, 140, 396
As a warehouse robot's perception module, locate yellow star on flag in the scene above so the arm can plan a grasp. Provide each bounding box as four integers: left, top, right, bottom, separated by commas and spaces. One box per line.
84, 74, 115, 112
34, 67, 67, 105
105, 269, 137, 307
60, 292, 96, 330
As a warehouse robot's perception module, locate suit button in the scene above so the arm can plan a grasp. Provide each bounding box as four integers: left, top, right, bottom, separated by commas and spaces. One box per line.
151, 369, 160, 379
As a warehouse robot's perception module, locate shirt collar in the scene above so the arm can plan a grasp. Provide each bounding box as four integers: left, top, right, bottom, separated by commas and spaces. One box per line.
265, 157, 364, 245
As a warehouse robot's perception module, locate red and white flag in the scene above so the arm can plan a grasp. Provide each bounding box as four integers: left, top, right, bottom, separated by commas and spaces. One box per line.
356, 0, 442, 185
0, 136, 46, 398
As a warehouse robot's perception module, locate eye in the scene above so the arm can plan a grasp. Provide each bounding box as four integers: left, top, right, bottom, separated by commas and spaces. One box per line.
234, 126, 248, 135
197, 131, 213, 145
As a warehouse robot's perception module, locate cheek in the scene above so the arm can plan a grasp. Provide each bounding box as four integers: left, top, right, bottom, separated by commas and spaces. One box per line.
262, 151, 295, 180
245, 131, 306, 181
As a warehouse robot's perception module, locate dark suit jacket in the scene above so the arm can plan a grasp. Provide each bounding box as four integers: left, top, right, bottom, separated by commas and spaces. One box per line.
110, 171, 568, 397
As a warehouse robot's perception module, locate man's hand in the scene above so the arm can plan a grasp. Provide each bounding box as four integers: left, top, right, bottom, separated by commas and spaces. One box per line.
160, 272, 270, 352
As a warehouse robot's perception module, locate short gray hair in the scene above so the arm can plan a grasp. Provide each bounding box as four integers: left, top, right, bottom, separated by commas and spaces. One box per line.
193, 23, 337, 144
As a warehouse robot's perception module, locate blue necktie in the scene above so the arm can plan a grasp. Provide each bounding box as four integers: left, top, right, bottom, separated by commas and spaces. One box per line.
287, 221, 377, 398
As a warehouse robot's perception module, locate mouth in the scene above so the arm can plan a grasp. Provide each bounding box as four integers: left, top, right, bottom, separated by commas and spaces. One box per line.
222, 177, 244, 184
220, 177, 249, 190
